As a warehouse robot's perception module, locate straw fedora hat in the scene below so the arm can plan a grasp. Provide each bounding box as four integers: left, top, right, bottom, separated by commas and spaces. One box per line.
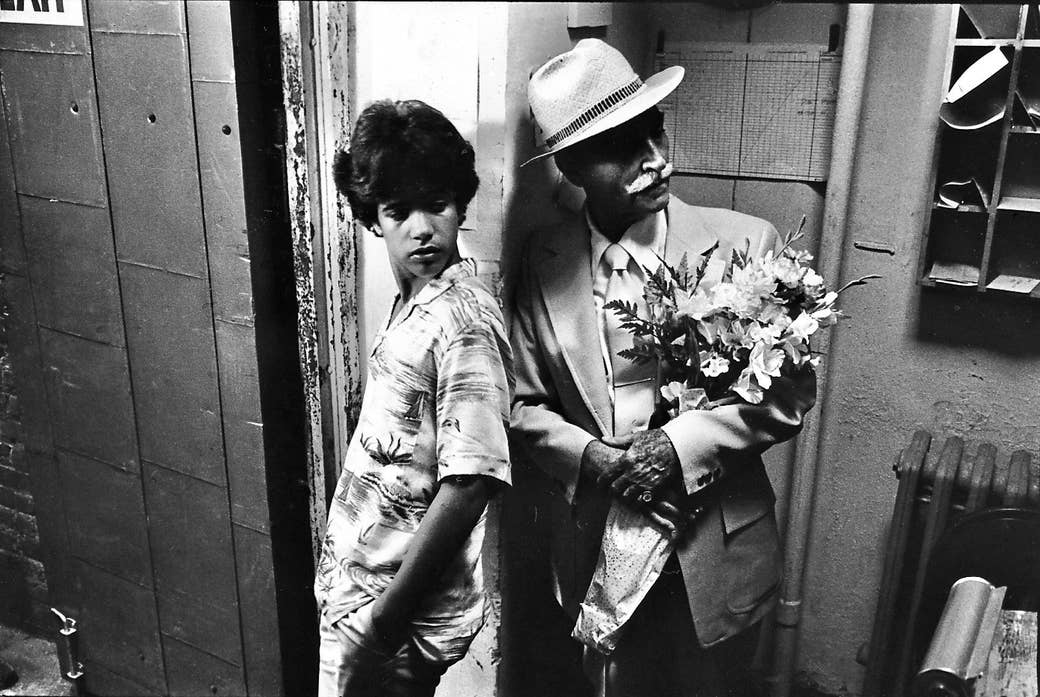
523, 38, 684, 167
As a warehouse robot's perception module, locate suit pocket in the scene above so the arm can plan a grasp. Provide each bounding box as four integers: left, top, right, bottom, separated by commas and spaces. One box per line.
719, 466, 776, 536
727, 572, 781, 614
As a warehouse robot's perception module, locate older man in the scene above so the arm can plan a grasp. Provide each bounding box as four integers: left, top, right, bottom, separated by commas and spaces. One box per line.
509, 39, 817, 696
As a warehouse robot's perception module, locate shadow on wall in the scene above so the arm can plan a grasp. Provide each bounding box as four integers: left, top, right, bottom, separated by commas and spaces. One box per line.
915, 288, 1040, 357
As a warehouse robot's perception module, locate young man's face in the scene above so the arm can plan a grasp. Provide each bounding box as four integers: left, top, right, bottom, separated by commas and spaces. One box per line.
375, 197, 462, 292
564, 107, 671, 232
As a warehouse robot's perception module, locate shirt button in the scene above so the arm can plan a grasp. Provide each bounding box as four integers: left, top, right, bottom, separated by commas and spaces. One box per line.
692, 506, 705, 518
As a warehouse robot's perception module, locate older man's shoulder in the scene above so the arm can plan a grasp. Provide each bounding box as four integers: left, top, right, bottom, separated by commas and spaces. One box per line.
670, 196, 775, 234
669, 196, 779, 252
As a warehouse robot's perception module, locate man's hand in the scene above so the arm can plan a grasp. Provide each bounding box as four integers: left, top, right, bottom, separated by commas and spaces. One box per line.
581, 432, 686, 537
608, 428, 682, 501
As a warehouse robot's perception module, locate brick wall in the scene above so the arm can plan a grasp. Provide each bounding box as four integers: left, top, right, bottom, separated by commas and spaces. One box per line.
0, 274, 50, 634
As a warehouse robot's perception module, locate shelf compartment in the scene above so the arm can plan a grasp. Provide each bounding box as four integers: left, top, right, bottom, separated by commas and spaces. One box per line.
935, 122, 1003, 196
998, 133, 1040, 199
922, 208, 987, 287
941, 46, 1014, 130
985, 210, 1040, 294
1012, 49, 1040, 128
1025, 4, 1040, 40
958, 5, 1023, 39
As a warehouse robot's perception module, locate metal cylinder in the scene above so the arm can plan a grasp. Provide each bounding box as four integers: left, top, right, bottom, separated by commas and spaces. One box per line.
51, 608, 84, 683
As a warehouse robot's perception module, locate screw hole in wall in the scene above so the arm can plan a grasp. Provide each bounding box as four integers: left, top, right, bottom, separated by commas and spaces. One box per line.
147, 113, 157, 124
70, 102, 79, 114
221, 124, 231, 135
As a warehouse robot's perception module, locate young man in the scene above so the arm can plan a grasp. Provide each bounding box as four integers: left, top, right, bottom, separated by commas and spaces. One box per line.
510, 40, 817, 696
316, 99, 513, 697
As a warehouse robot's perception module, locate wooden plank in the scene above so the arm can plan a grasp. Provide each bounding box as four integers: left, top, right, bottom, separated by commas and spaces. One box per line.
977, 610, 1038, 697
3, 273, 54, 454
81, 660, 161, 697
215, 321, 269, 532
163, 636, 246, 697
156, 591, 242, 667
142, 464, 240, 656
39, 328, 138, 471
58, 450, 151, 588
71, 560, 165, 694
120, 264, 224, 484
233, 525, 284, 697
186, 1, 235, 82
0, 104, 25, 275
91, 31, 206, 277
20, 196, 124, 347
88, 0, 184, 35
0, 51, 106, 206
192, 79, 253, 326
0, 20, 89, 54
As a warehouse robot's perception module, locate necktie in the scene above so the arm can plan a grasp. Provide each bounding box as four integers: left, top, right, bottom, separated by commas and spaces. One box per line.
602, 244, 656, 435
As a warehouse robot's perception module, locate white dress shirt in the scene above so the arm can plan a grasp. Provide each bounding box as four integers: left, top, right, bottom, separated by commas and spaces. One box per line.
587, 209, 667, 411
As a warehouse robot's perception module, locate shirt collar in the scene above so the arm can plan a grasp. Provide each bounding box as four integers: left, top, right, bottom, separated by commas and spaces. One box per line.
587, 209, 666, 275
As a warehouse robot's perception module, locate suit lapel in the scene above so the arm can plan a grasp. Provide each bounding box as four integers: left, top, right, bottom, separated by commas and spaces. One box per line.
534, 215, 613, 437
663, 195, 726, 286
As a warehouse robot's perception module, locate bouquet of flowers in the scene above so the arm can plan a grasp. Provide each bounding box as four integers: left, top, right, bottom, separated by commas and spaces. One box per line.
573, 218, 877, 654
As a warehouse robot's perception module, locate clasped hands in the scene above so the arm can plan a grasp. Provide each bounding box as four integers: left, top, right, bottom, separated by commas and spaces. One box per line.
582, 429, 691, 538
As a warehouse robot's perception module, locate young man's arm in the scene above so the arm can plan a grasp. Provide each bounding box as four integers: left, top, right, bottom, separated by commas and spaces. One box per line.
368, 474, 499, 651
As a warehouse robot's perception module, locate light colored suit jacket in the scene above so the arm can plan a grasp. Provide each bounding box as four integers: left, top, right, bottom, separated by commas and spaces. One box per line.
509, 195, 817, 648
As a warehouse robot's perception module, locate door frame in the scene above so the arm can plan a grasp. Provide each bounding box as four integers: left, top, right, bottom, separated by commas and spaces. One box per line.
277, 0, 362, 564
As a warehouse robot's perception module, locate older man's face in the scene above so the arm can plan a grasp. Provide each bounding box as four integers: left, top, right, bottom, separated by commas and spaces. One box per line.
566, 107, 671, 231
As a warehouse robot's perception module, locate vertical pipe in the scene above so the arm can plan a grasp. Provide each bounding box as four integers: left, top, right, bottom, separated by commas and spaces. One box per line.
768, 5, 875, 697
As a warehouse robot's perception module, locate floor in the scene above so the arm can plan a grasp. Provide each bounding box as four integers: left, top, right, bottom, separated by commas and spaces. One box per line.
0, 624, 72, 697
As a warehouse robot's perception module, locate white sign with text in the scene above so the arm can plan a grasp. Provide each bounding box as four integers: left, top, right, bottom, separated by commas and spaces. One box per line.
0, 0, 83, 26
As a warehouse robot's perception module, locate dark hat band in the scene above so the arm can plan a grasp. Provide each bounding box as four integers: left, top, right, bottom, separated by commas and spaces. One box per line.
544, 77, 644, 149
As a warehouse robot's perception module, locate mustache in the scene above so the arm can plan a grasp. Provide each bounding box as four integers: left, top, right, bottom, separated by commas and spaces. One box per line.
624, 162, 674, 195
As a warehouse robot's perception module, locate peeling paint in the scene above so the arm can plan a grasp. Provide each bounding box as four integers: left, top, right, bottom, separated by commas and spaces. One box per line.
278, 1, 327, 565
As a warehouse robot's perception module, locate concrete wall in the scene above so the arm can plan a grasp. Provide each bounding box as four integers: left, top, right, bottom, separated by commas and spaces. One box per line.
797, 5, 1040, 694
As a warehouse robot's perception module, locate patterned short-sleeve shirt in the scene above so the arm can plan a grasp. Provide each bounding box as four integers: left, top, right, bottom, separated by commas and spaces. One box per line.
314, 258, 513, 662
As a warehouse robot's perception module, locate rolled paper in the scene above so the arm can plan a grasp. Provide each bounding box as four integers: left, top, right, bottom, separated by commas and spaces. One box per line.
913, 577, 1006, 697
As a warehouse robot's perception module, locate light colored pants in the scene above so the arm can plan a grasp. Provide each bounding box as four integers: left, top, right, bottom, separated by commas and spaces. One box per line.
318, 609, 450, 697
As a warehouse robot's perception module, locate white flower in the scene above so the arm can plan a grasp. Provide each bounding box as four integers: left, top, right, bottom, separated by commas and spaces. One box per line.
749, 321, 783, 344
700, 352, 731, 377
786, 312, 819, 341
675, 287, 713, 320
698, 317, 721, 344
748, 342, 785, 390
802, 268, 824, 288
733, 367, 765, 404
721, 320, 756, 349
756, 302, 789, 326
660, 381, 686, 403
771, 256, 803, 287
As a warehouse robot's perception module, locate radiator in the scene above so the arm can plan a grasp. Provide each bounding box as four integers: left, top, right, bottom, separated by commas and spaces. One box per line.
862, 430, 1038, 697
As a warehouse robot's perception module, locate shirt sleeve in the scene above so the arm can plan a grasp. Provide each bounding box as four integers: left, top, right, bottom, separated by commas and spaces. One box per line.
435, 310, 514, 486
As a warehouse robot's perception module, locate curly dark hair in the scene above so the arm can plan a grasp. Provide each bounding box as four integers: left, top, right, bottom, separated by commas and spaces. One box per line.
333, 99, 479, 230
